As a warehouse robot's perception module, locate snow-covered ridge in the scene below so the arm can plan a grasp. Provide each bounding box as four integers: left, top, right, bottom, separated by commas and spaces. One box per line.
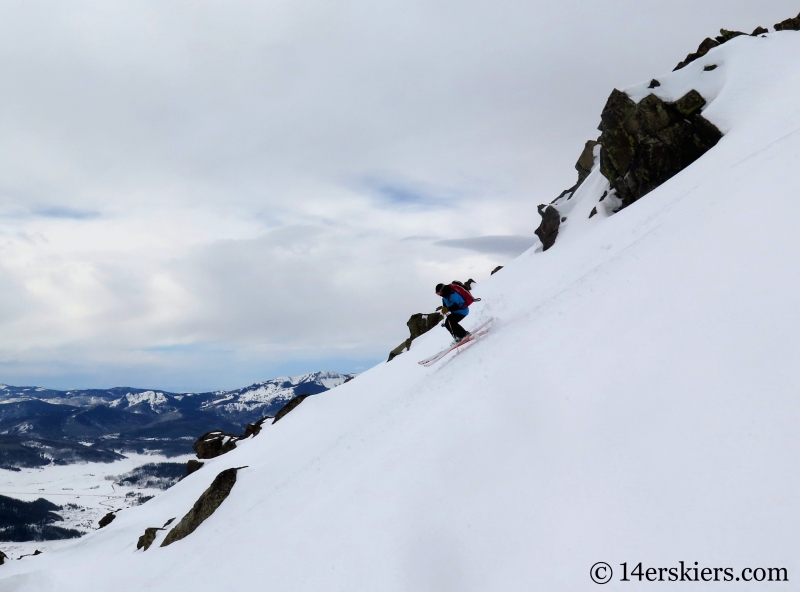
109, 392, 169, 410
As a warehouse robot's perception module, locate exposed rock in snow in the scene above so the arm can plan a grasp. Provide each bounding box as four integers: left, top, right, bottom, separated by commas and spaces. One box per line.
598, 88, 722, 208
575, 140, 599, 184
774, 12, 800, 31
160, 468, 239, 547
271, 395, 310, 424
674, 28, 751, 70
388, 312, 443, 361
136, 527, 164, 551
97, 513, 115, 529
192, 431, 239, 460
185, 460, 204, 476
534, 204, 560, 251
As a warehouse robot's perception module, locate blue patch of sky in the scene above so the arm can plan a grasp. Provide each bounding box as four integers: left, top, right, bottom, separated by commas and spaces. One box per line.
361, 176, 461, 210
33, 207, 100, 220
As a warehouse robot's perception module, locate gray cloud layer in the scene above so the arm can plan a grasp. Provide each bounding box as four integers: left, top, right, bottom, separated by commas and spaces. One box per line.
0, 0, 795, 390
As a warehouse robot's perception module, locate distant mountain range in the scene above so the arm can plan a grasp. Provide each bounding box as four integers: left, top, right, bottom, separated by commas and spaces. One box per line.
0, 372, 352, 467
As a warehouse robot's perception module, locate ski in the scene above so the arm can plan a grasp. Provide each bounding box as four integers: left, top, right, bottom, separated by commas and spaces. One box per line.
418, 317, 494, 367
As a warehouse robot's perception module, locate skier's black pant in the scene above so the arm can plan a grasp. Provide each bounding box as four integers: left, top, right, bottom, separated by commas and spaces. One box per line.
445, 313, 469, 340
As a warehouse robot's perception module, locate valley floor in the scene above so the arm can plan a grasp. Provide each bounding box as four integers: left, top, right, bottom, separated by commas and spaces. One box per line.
0, 454, 192, 558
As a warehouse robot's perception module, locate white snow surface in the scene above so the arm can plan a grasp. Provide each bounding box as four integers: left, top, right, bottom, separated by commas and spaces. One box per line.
3, 32, 800, 591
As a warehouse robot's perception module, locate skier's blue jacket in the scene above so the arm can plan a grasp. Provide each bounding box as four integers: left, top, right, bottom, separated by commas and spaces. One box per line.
442, 292, 469, 316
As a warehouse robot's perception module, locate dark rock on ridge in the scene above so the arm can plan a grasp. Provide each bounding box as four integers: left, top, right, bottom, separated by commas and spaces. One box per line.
715, 29, 746, 43
597, 89, 722, 208
272, 395, 310, 424
192, 415, 271, 459
673, 29, 744, 71
703, 64, 718, 71
0, 550, 6, 565
751, 26, 769, 36
161, 467, 240, 547
775, 12, 800, 31
490, 266, 503, 275
192, 430, 238, 460
534, 205, 561, 251
674, 37, 719, 70
186, 459, 204, 476
648, 79, 660, 89
97, 512, 116, 528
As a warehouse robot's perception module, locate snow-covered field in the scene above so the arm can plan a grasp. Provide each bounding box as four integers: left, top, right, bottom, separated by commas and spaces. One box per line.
2, 27, 800, 592
0, 454, 191, 560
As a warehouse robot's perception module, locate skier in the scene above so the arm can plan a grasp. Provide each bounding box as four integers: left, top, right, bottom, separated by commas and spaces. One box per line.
435, 282, 472, 344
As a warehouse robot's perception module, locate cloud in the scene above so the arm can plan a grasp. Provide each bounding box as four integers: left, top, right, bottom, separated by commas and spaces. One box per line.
434, 235, 536, 256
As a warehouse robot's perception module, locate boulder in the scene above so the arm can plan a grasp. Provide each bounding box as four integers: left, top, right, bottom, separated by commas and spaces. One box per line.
186, 459, 204, 476
0, 550, 7, 565
272, 395, 310, 424
137, 527, 164, 551
534, 204, 560, 251
648, 79, 660, 89
490, 266, 503, 275
597, 89, 722, 208
192, 430, 239, 460
161, 468, 240, 547
703, 64, 718, 71
751, 26, 769, 36
97, 512, 116, 528
191, 416, 271, 460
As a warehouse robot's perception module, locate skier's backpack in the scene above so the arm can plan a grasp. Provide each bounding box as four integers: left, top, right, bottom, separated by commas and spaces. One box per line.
448, 283, 475, 307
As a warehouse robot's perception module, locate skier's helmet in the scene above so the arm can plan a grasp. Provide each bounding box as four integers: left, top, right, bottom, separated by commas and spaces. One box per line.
435, 283, 444, 294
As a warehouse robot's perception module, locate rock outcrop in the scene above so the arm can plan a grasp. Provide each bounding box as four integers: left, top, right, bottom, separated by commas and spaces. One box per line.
575, 140, 599, 184
490, 266, 503, 275
598, 89, 722, 208
534, 138, 600, 252
186, 459, 204, 476
161, 467, 241, 547
673, 28, 751, 70
192, 416, 271, 460
534, 204, 561, 251
272, 394, 310, 424
192, 430, 239, 460
387, 312, 444, 361
775, 12, 800, 31
136, 527, 164, 551
0, 550, 7, 565
775, 14, 800, 31
97, 512, 116, 528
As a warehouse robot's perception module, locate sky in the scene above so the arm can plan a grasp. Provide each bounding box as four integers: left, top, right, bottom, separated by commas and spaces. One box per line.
0, 0, 796, 392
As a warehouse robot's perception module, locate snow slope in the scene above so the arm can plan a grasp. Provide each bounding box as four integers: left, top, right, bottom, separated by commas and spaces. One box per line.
3, 31, 800, 591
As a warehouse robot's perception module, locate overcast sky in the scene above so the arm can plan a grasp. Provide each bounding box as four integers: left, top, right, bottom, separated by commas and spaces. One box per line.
0, 0, 795, 391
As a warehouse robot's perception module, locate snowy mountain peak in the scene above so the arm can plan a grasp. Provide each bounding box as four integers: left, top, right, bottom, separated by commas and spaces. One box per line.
109, 391, 169, 410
